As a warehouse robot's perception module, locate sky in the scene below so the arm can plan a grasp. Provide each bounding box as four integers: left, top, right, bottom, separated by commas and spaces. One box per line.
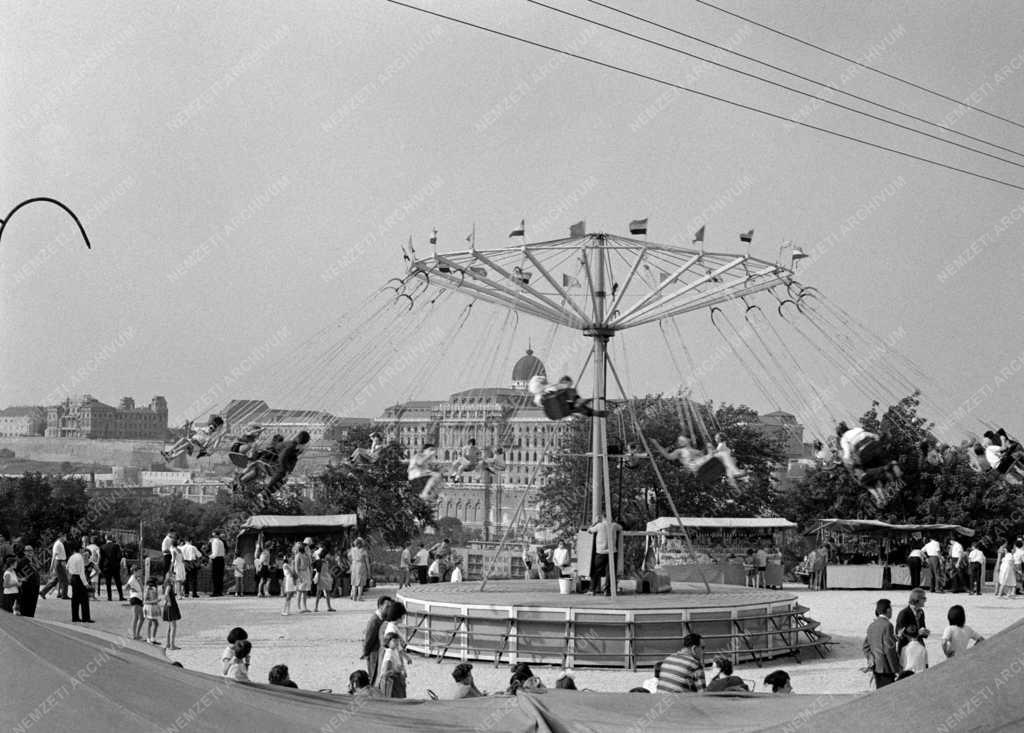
1, 1, 1022, 441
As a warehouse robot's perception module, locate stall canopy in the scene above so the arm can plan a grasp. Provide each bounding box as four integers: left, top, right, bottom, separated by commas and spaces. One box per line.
809, 519, 974, 537
238, 514, 358, 534
646, 517, 797, 532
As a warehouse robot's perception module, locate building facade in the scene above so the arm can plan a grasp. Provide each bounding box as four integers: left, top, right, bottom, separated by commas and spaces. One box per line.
45, 395, 168, 439
0, 406, 46, 436
375, 349, 565, 536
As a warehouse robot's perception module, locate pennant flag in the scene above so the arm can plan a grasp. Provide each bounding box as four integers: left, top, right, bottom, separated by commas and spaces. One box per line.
791, 246, 809, 261
429, 228, 438, 245
401, 236, 411, 263
693, 225, 705, 244
629, 218, 648, 235
562, 273, 581, 288
739, 229, 754, 243
513, 266, 532, 284
569, 220, 586, 237
407, 235, 417, 257
509, 219, 525, 238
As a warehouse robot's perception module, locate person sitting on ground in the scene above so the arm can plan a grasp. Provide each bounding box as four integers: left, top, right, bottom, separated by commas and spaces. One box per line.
408, 443, 445, 502
554, 670, 577, 690
657, 633, 706, 693
528, 375, 608, 419
264, 431, 310, 493
706, 656, 749, 692
450, 438, 482, 479
162, 415, 226, 461
350, 432, 384, 465
225, 639, 252, 681
506, 661, 546, 695
642, 661, 662, 693
348, 669, 384, 697
763, 669, 792, 693
451, 662, 485, 698
268, 664, 298, 688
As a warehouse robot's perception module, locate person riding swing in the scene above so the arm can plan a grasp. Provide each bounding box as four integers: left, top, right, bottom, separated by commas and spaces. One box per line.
528, 375, 608, 420
837, 422, 903, 506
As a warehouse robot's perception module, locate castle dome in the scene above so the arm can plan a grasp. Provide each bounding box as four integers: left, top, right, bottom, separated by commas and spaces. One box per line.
511, 348, 546, 388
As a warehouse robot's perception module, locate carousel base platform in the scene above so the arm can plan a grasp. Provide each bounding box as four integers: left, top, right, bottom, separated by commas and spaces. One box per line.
398, 580, 833, 669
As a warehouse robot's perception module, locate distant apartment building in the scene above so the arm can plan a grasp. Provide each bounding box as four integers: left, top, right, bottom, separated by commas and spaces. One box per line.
45, 395, 168, 439
0, 406, 46, 436
219, 399, 366, 445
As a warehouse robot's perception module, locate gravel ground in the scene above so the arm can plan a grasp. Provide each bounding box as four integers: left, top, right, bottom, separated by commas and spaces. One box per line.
30, 582, 1019, 698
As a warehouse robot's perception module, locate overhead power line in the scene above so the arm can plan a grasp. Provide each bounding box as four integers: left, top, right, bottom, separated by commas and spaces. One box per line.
381, 0, 1024, 193
693, 0, 1024, 133
582, 0, 1024, 161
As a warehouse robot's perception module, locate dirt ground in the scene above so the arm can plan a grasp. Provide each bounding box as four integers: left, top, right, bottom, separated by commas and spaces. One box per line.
30, 581, 1017, 698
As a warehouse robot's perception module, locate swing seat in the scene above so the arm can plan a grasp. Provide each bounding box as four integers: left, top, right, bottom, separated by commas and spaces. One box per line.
228, 451, 251, 469
695, 456, 726, 486
541, 391, 573, 420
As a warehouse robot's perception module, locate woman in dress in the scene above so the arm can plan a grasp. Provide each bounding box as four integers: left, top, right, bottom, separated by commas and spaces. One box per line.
170, 539, 186, 597
256, 546, 271, 598
161, 574, 181, 650
348, 538, 369, 601
292, 542, 312, 613
996, 542, 1015, 597
281, 554, 297, 615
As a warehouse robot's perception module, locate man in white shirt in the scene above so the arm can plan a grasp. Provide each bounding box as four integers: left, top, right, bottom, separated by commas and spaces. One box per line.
967, 543, 985, 595
209, 531, 226, 597
907, 546, 924, 589
39, 532, 69, 600
922, 538, 942, 593
67, 547, 93, 622
161, 532, 176, 577
413, 543, 430, 585
948, 538, 966, 593
588, 513, 622, 596
398, 541, 412, 589
552, 540, 571, 577
180, 537, 201, 598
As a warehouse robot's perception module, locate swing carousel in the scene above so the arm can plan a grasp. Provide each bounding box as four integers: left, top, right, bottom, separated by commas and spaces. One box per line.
392, 228, 835, 669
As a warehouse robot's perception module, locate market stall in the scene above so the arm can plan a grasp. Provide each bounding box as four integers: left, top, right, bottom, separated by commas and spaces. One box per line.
644, 516, 797, 587
236, 514, 359, 560
808, 518, 974, 590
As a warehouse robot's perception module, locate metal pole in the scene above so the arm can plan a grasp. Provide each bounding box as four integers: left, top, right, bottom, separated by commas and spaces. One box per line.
591, 236, 617, 599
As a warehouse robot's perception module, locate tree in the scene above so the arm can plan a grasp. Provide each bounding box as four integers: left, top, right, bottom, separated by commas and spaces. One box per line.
537, 396, 785, 540
0, 474, 89, 546
309, 443, 434, 546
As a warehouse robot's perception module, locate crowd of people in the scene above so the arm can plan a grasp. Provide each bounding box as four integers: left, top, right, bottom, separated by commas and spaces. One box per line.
862, 589, 984, 688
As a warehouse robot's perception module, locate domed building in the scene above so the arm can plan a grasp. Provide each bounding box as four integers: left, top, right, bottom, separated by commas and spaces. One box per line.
375, 348, 570, 542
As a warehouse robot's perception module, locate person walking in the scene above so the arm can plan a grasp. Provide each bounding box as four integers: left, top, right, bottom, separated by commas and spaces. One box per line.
67, 546, 93, 623
348, 538, 371, 602
862, 598, 900, 689
209, 531, 226, 597
39, 532, 69, 600
99, 535, 125, 602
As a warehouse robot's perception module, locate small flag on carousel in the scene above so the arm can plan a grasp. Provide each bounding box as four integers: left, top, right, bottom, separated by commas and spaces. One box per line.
791, 246, 809, 261
429, 228, 438, 245
693, 225, 705, 244
509, 219, 525, 238
629, 218, 648, 235
562, 273, 581, 288
569, 220, 586, 237
739, 229, 754, 243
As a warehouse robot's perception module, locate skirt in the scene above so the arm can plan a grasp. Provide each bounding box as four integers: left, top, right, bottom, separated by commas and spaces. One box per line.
283, 573, 296, 594
296, 569, 312, 592
143, 603, 160, 620
162, 597, 181, 622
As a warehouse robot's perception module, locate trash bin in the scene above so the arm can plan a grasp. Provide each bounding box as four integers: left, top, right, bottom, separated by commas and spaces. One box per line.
558, 578, 572, 595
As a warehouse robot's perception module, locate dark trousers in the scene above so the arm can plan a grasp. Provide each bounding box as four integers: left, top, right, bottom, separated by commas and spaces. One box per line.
71, 577, 91, 622
103, 571, 124, 601
927, 556, 941, 592
873, 672, 896, 689
184, 567, 199, 596
591, 552, 610, 594
163, 553, 173, 577
908, 556, 922, 588
1, 593, 15, 612
969, 562, 983, 594
366, 649, 380, 686
40, 561, 68, 598
417, 566, 428, 584
211, 558, 225, 595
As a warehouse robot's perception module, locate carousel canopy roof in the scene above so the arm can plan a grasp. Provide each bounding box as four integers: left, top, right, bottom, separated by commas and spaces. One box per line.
809, 518, 974, 537
647, 517, 798, 532
408, 234, 795, 331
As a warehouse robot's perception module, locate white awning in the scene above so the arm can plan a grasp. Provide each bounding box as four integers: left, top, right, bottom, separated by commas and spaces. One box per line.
646, 516, 797, 532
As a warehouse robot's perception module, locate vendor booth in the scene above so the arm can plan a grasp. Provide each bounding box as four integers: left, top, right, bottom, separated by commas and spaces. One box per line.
808, 518, 974, 590
644, 516, 797, 587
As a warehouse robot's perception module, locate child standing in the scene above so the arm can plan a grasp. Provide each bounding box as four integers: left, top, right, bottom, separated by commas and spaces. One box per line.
281, 555, 296, 616
161, 575, 181, 650
899, 624, 928, 673
126, 565, 144, 640
2, 557, 21, 613
231, 554, 247, 597
313, 551, 336, 612
378, 632, 408, 698
143, 578, 161, 644
941, 604, 985, 658
221, 627, 249, 674
225, 639, 252, 681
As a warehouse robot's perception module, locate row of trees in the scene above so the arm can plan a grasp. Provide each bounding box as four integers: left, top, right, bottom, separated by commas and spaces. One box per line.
3, 394, 1021, 554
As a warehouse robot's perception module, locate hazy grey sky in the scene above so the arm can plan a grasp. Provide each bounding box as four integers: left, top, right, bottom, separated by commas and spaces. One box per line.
2, 1, 1022, 441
